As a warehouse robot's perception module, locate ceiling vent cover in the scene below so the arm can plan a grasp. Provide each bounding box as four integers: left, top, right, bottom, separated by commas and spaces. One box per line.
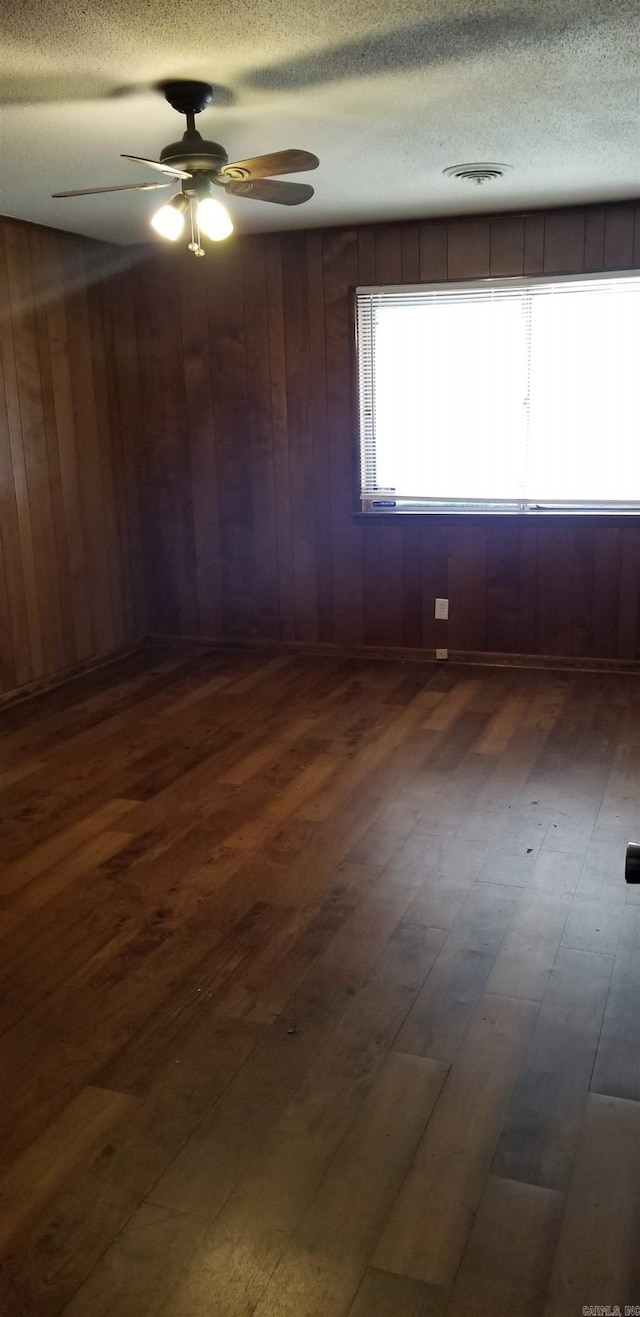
443, 162, 512, 185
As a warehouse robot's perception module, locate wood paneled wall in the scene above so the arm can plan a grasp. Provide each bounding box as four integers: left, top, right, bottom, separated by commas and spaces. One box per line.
136, 201, 640, 664
4, 203, 640, 698
0, 218, 148, 699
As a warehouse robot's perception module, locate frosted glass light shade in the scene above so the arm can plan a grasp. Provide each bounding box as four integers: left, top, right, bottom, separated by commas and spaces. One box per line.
197, 197, 233, 241
150, 196, 187, 240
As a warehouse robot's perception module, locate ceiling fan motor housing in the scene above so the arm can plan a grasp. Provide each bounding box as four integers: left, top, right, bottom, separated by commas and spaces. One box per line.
160, 132, 229, 173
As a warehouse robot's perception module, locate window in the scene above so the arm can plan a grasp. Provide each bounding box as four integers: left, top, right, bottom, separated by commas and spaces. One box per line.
356, 272, 640, 514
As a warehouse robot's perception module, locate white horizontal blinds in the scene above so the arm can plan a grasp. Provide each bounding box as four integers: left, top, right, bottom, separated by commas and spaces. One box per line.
357, 276, 640, 306
356, 293, 377, 501
356, 273, 640, 511
526, 287, 640, 503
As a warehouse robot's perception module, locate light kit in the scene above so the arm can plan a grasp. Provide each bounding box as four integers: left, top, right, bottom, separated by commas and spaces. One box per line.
150, 185, 233, 255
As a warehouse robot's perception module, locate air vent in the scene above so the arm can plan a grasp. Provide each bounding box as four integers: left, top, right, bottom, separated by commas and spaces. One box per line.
443, 162, 512, 186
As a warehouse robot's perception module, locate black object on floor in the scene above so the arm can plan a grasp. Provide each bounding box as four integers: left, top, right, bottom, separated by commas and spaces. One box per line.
625, 842, 640, 883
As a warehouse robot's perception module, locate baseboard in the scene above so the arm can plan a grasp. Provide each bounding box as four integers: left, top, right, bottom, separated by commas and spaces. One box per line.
146, 634, 640, 676
0, 641, 147, 710
7, 630, 635, 714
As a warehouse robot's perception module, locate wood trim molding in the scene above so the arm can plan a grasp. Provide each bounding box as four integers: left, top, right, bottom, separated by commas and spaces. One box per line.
0, 642, 145, 709
146, 634, 640, 676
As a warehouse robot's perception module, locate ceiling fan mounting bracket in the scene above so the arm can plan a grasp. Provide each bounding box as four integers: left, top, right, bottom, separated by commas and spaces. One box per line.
157, 80, 214, 116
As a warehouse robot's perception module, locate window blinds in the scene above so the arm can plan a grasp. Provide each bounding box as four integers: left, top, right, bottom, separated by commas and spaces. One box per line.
356, 273, 640, 513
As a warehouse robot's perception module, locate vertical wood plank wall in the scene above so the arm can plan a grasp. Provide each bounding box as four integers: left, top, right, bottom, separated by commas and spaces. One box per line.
136, 200, 640, 664
0, 219, 148, 699
2, 201, 640, 699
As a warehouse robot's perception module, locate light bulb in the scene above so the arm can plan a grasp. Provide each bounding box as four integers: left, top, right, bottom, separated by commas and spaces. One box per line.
197, 197, 233, 242
150, 195, 188, 241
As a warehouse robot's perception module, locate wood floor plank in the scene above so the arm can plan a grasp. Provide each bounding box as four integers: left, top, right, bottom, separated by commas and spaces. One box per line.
441, 882, 524, 955
0, 830, 137, 1034
373, 994, 539, 1287
210, 860, 378, 1023
134, 871, 402, 1208
148, 907, 445, 1226
529, 849, 584, 895
252, 1053, 447, 1317
348, 1268, 448, 1317
0, 1014, 262, 1316
543, 1093, 640, 1316
0, 798, 138, 896
0, 827, 134, 931
402, 880, 474, 931
393, 944, 497, 1062
559, 893, 624, 956
0, 818, 235, 1007
590, 904, 640, 1100
485, 889, 573, 1001
444, 1176, 564, 1317
492, 947, 614, 1189
297, 678, 450, 823
62, 1203, 211, 1317
346, 798, 432, 869
0, 1085, 137, 1251
576, 836, 629, 905
0, 896, 282, 1174
0, 758, 46, 790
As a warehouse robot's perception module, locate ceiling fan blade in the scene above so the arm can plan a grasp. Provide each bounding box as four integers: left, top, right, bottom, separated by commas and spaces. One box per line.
221, 149, 319, 181
226, 179, 315, 205
52, 181, 173, 198
121, 154, 192, 179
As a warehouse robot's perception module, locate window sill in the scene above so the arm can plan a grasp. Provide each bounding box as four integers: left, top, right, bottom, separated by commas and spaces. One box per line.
352, 509, 640, 522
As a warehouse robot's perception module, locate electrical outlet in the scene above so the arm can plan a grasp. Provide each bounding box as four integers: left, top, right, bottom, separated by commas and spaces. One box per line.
436, 647, 448, 660
435, 597, 449, 620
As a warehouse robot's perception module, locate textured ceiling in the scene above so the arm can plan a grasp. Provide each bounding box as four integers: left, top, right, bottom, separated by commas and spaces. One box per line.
0, 0, 638, 246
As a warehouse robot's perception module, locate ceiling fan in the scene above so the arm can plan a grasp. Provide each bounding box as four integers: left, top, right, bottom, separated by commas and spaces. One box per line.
52, 79, 320, 255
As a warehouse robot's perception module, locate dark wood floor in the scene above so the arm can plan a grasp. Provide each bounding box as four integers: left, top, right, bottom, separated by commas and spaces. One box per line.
1, 646, 639, 1316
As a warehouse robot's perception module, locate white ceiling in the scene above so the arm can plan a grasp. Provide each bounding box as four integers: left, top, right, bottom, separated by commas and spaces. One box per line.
1, 0, 638, 246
